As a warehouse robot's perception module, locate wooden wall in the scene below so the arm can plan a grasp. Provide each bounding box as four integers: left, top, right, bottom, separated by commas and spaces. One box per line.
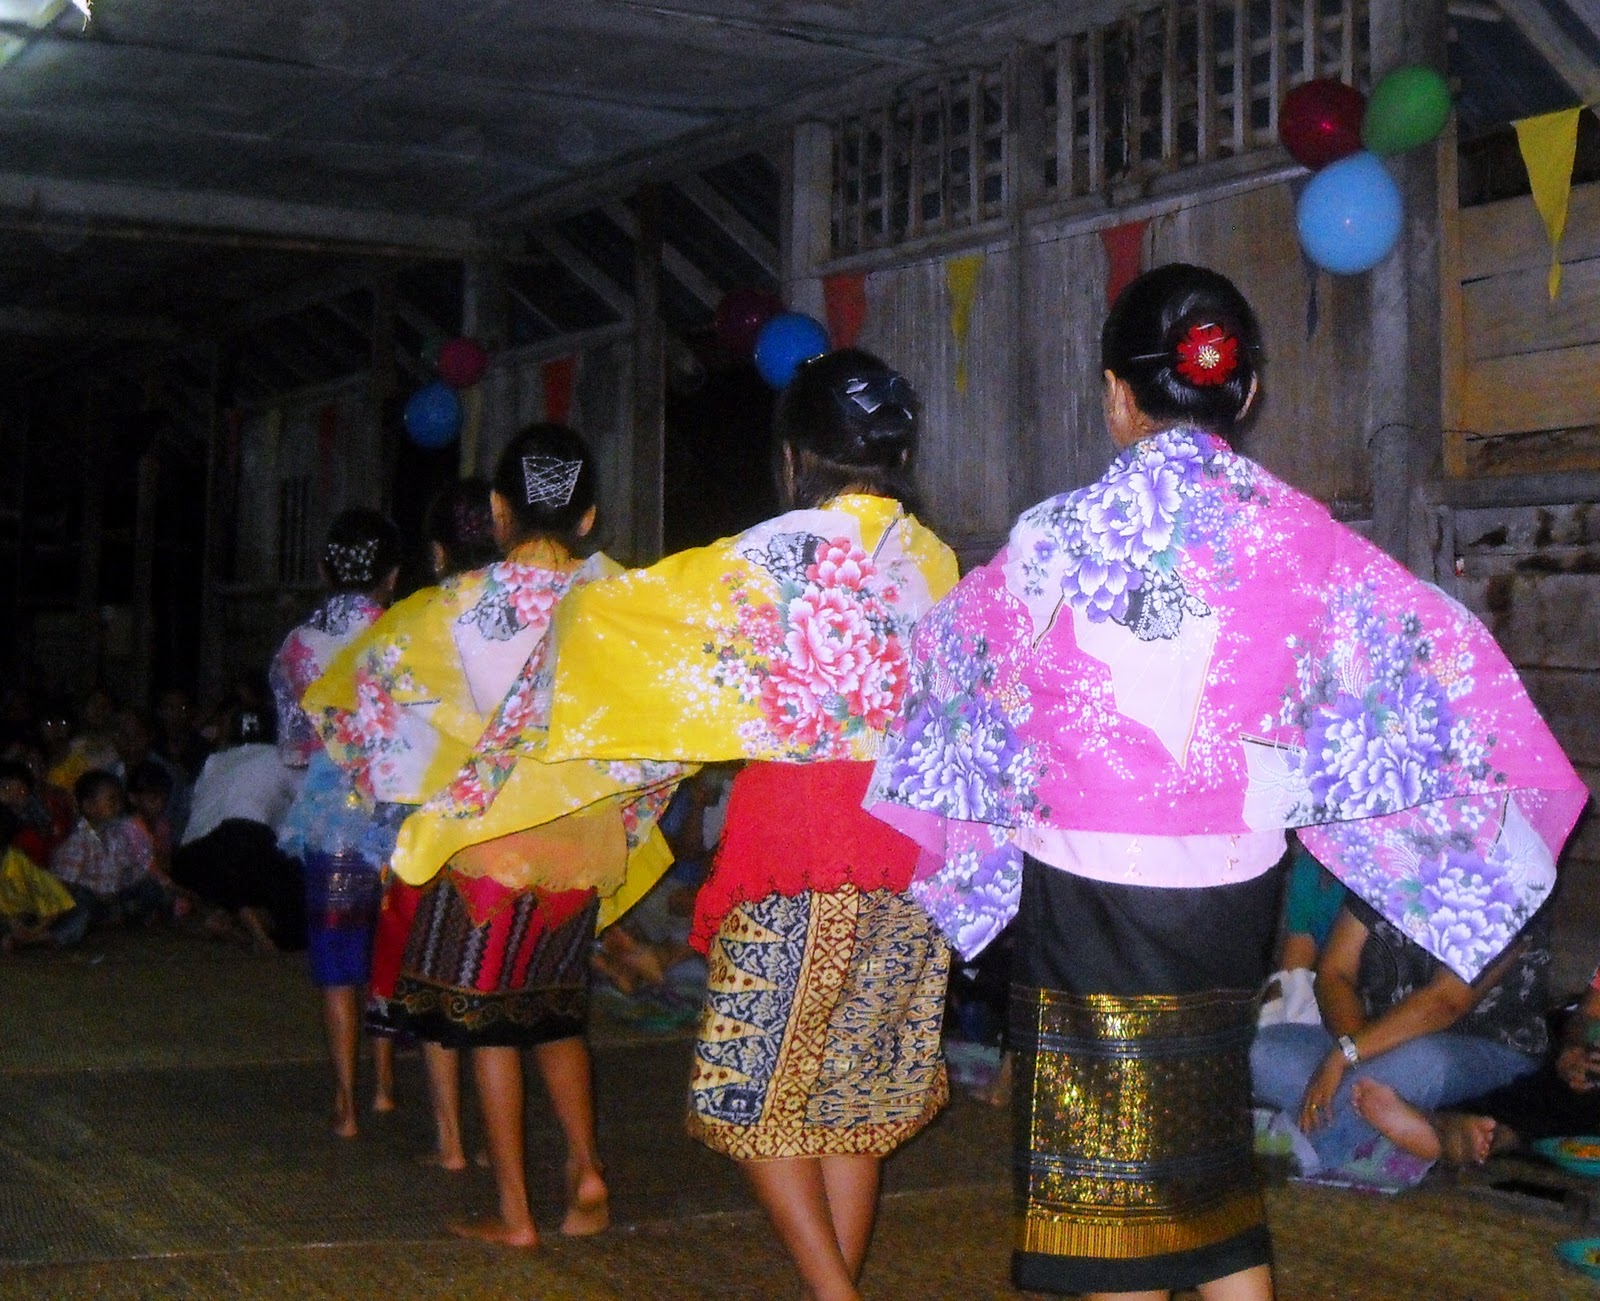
1445, 180, 1600, 478
1452, 502, 1600, 993
839, 174, 1381, 566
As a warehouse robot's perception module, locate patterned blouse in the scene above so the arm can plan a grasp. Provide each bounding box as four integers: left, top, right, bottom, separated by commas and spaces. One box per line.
268, 592, 385, 767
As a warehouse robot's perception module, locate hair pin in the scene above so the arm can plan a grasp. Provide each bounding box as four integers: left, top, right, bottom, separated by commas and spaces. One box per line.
522, 455, 583, 508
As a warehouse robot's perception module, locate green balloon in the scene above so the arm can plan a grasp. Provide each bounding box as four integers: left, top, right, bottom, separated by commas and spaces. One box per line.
1362, 66, 1452, 155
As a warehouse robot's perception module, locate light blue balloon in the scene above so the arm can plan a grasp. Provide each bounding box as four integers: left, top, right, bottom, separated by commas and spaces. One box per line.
1295, 151, 1403, 274
403, 381, 462, 448
753, 312, 831, 388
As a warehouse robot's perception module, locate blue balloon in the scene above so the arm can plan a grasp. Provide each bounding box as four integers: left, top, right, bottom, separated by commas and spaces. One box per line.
753, 312, 830, 388
403, 381, 462, 448
1296, 151, 1403, 274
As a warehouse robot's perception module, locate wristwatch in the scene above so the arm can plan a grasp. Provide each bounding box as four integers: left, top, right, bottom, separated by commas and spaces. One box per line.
1337, 1034, 1360, 1065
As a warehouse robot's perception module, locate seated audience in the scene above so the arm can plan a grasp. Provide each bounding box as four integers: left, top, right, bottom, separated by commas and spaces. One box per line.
0, 802, 87, 952
49, 769, 172, 927
171, 710, 306, 952
1350, 965, 1600, 1167
1252, 894, 1550, 1187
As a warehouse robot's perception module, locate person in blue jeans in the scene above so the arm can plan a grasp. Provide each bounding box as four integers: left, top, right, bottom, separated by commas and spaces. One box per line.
1252, 892, 1549, 1186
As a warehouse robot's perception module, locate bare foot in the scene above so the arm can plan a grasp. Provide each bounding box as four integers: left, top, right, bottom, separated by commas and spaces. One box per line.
975, 1051, 1014, 1108
1436, 1112, 1504, 1166
1351, 1078, 1441, 1161
416, 1150, 470, 1173
447, 1216, 539, 1248
371, 1094, 397, 1115
331, 1111, 359, 1139
560, 1164, 610, 1237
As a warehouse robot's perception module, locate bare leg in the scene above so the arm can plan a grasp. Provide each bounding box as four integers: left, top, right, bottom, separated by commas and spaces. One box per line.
450, 1045, 538, 1247
531, 1036, 610, 1235
321, 985, 360, 1138
741, 1156, 859, 1301
237, 906, 279, 954
819, 1154, 881, 1282
1350, 1078, 1442, 1161
1082, 1292, 1166, 1301
420, 1042, 467, 1170
371, 1034, 397, 1113
1197, 1264, 1275, 1301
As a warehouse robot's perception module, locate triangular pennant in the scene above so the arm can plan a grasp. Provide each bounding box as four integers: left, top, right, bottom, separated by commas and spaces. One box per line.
1512, 106, 1582, 298
945, 253, 984, 393
1099, 219, 1148, 309
823, 272, 868, 347
543, 355, 577, 424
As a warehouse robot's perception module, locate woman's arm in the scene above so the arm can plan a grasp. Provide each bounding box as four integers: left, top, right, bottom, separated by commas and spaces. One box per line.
1299, 909, 1523, 1131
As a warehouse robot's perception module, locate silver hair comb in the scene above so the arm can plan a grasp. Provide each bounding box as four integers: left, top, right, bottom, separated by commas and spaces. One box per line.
522, 455, 583, 508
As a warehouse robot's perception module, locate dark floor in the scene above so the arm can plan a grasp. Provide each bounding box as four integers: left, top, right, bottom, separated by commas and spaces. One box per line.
1, 929, 1596, 1299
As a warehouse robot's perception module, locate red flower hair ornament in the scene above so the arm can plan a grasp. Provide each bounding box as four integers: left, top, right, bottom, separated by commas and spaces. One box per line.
1174, 322, 1239, 387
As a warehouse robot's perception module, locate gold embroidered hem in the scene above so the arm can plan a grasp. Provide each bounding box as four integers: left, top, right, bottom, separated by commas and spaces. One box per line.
686, 885, 950, 1161
1011, 983, 1266, 1288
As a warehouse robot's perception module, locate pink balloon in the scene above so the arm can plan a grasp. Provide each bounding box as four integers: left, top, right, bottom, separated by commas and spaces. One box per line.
437, 336, 488, 389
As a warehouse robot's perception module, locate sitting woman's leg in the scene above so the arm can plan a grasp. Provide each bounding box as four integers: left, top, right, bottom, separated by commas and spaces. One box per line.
1307, 1032, 1537, 1171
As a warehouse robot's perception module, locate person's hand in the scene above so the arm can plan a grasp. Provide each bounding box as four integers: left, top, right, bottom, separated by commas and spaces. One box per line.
1556, 1044, 1600, 1092
1299, 1049, 1348, 1131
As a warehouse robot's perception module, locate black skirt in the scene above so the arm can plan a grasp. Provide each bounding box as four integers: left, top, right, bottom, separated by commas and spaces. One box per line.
1011, 854, 1284, 1296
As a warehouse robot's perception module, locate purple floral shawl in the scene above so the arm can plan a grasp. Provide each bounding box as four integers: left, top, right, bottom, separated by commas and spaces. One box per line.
867, 428, 1587, 980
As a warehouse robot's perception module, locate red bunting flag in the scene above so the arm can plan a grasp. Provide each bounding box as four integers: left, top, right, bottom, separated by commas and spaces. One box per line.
543, 356, 577, 424
823, 272, 868, 347
1100, 219, 1149, 308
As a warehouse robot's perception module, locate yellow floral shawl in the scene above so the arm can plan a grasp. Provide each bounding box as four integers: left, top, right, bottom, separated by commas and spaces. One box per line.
543, 495, 959, 764
303, 543, 684, 920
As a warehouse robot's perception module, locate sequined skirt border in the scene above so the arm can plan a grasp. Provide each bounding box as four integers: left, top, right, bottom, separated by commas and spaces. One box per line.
1010, 858, 1280, 1294
385, 868, 597, 1050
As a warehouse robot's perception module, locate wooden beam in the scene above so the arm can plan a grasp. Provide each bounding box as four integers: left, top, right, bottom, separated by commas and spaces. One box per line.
0, 305, 184, 343
0, 172, 492, 257
221, 266, 383, 334
602, 202, 723, 311
673, 174, 780, 276
530, 229, 634, 319
1497, 0, 1600, 103
630, 185, 665, 564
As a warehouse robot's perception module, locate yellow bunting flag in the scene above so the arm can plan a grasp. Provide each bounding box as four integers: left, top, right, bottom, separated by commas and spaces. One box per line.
1512, 106, 1582, 299
946, 253, 984, 393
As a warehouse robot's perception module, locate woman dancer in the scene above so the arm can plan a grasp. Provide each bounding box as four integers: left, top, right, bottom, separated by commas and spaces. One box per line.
867, 263, 1586, 1301
306, 427, 681, 1247
542, 349, 959, 1300
271, 507, 402, 1138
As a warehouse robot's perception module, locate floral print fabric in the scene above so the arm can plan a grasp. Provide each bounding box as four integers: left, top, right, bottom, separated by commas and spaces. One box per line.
542, 495, 959, 765
302, 546, 686, 904
269, 592, 385, 766
868, 429, 1587, 980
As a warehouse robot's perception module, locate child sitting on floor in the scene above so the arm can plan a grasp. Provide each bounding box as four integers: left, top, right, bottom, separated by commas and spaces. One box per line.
48, 769, 173, 927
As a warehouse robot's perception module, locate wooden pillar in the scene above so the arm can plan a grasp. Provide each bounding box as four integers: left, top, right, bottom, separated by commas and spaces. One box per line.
129, 447, 159, 703
369, 274, 401, 516
75, 387, 106, 688
783, 122, 833, 320
1366, 0, 1448, 575
460, 257, 507, 476
630, 184, 665, 564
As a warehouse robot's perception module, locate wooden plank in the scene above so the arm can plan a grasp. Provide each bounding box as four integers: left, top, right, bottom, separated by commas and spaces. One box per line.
1088, 26, 1105, 193
1196, 0, 1214, 162
1460, 342, 1600, 436
1440, 122, 1468, 477
1455, 571, 1600, 669
1231, 0, 1247, 157
1459, 423, 1600, 479
1461, 253, 1600, 360
674, 173, 780, 278
1460, 181, 1600, 280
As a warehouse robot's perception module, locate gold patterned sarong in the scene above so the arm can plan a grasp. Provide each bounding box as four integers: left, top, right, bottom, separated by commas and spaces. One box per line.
1013, 985, 1266, 1287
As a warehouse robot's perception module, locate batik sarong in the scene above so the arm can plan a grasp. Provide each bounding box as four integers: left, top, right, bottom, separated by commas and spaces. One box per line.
688, 884, 950, 1160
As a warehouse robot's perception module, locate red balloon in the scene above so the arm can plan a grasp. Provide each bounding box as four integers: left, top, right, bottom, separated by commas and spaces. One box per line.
437, 336, 488, 389
713, 287, 783, 357
1280, 79, 1367, 170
